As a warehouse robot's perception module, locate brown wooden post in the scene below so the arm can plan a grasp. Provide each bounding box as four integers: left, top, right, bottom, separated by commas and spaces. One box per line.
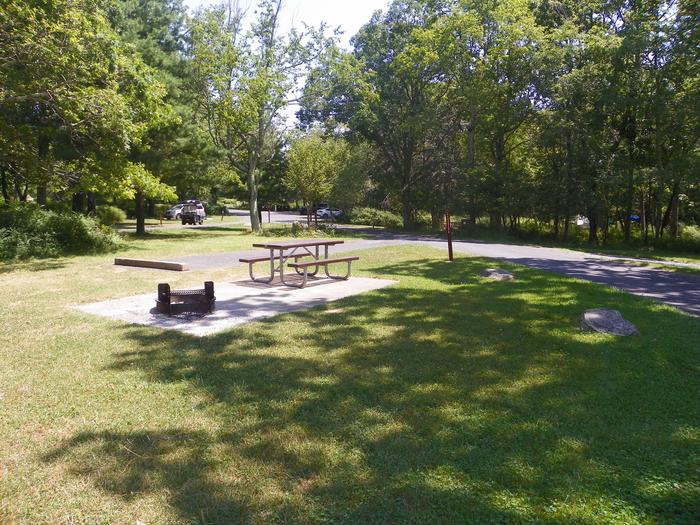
446, 211, 453, 262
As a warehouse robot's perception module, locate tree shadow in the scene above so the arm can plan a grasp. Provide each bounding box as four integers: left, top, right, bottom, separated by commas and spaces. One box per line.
0, 258, 68, 274
43, 256, 700, 523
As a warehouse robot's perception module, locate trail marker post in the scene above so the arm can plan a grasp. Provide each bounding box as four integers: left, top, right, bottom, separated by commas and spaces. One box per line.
446, 211, 454, 261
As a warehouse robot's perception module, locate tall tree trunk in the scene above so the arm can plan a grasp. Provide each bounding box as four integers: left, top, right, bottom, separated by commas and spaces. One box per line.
0, 168, 10, 202
37, 136, 49, 206
36, 184, 47, 205
72, 192, 85, 213
669, 194, 679, 239
401, 201, 412, 229
400, 154, 414, 229
490, 132, 506, 231
135, 191, 146, 235
14, 175, 28, 202
658, 180, 680, 240
248, 166, 261, 233
465, 102, 476, 168
623, 163, 634, 242
587, 212, 598, 244
431, 208, 441, 230
86, 193, 96, 214
641, 188, 648, 244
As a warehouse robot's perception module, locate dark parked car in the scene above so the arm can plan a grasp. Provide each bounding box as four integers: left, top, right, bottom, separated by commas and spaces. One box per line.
181, 202, 206, 225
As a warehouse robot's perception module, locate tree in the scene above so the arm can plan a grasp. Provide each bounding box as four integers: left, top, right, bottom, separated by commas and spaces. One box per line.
189, 0, 332, 232
108, 0, 224, 207
0, 0, 170, 210
286, 131, 344, 223
126, 163, 178, 235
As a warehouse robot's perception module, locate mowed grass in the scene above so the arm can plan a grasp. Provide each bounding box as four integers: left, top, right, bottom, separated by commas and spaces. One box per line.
0, 232, 699, 524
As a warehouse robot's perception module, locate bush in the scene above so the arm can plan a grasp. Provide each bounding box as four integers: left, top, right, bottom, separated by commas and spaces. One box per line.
0, 203, 122, 261
94, 205, 126, 227
207, 203, 228, 216
218, 197, 245, 209
153, 204, 170, 219
261, 222, 337, 238
414, 210, 432, 228
348, 207, 403, 229
0, 228, 59, 259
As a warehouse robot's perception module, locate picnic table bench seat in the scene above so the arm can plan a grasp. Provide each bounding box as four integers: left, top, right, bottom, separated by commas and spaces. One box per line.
239, 253, 310, 264
286, 256, 359, 287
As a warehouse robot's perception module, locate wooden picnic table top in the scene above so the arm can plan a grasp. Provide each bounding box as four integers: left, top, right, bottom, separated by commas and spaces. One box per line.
252, 239, 345, 250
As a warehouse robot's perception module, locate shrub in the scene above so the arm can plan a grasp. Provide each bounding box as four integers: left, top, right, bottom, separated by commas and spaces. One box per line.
218, 197, 245, 209
0, 228, 59, 259
94, 205, 126, 227
348, 207, 403, 229
0, 203, 122, 261
414, 210, 432, 228
207, 203, 228, 216
153, 204, 170, 219
261, 222, 336, 238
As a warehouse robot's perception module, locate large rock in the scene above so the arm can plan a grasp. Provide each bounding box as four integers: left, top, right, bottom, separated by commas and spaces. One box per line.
481, 268, 515, 281
580, 308, 640, 336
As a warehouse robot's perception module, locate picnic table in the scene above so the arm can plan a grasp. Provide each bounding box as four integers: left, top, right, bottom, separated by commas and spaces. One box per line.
239, 239, 359, 288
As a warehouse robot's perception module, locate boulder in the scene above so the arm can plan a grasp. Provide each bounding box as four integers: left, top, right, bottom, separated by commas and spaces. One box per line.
580, 308, 640, 336
481, 268, 515, 281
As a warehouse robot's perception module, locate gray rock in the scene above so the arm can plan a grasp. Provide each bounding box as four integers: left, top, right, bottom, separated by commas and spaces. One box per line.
580, 308, 640, 336
481, 268, 515, 281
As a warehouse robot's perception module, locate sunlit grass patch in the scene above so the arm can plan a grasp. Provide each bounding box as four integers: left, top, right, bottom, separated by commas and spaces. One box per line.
0, 243, 698, 524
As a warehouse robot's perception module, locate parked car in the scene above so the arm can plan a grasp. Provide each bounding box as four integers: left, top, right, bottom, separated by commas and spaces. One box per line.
316, 208, 343, 219
299, 203, 329, 216
164, 204, 185, 220
181, 201, 206, 225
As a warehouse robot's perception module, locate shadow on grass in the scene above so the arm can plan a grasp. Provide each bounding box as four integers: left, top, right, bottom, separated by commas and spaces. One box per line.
0, 258, 68, 274
43, 257, 700, 524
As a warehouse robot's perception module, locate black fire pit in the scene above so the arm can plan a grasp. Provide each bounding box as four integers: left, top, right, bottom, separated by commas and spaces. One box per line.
156, 281, 215, 315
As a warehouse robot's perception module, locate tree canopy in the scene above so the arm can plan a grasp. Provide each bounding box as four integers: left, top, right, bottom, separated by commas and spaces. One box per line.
1, 0, 697, 244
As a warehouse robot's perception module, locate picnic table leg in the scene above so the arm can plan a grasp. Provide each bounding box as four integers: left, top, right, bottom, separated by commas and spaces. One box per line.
281, 265, 307, 288
292, 246, 320, 276
324, 258, 353, 280
248, 251, 276, 283
280, 250, 308, 288
278, 248, 285, 284
308, 245, 320, 276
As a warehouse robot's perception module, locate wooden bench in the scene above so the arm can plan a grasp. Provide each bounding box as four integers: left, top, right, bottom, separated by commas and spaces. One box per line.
285, 256, 360, 288
156, 281, 215, 315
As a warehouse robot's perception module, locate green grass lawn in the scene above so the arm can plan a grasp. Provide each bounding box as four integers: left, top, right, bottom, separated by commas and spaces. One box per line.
1, 229, 698, 524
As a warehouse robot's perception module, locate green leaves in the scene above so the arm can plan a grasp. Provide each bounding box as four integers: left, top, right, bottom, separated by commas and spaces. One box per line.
0, 0, 169, 196
286, 132, 345, 205
188, 0, 334, 231
126, 162, 177, 202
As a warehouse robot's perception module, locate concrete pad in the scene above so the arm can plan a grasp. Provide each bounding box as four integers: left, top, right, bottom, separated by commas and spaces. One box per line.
76, 277, 397, 337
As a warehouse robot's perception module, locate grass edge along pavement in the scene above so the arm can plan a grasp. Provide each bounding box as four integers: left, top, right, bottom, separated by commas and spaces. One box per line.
1, 243, 699, 524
